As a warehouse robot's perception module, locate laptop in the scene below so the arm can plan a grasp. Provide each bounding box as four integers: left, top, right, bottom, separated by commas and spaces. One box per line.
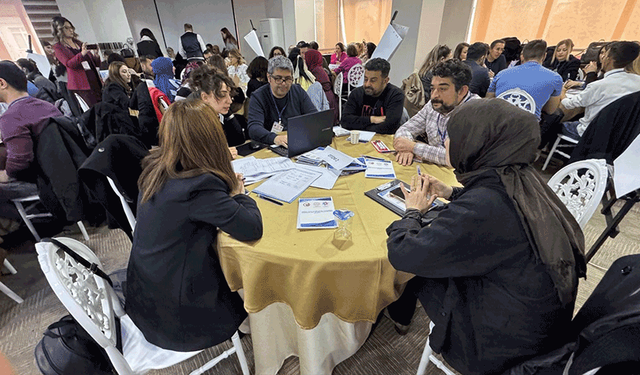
271, 109, 334, 158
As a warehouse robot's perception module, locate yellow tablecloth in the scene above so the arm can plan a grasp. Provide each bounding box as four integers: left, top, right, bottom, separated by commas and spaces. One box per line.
216, 134, 459, 329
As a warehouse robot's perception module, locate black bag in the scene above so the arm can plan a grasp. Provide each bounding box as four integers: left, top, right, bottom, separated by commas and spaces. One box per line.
34, 238, 121, 375
580, 41, 608, 64
501, 36, 522, 64
34, 315, 115, 375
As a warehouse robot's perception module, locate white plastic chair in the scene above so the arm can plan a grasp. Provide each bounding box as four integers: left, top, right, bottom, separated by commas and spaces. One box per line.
547, 159, 608, 228
36, 238, 250, 375
416, 321, 456, 375
497, 88, 536, 115
334, 72, 344, 121
106, 177, 137, 235
0, 259, 23, 303
542, 134, 580, 171
12, 195, 89, 241
347, 63, 365, 97
74, 93, 90, 112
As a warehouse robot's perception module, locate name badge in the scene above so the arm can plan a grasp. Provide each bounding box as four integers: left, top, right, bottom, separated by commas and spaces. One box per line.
81, 61, 91, 71
272, 121, 284, 134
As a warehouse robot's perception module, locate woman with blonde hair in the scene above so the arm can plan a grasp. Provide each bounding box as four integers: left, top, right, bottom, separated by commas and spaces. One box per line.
418, 44, 452, 97
126, 99, 262, 352
227, 49, 249, 93
544, 38, 580, 81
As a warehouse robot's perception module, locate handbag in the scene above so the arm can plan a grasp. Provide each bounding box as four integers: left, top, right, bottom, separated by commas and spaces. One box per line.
34, 238, 121, 375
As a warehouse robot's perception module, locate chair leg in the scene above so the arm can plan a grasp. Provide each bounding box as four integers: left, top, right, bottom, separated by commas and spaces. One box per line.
13, 201, 40, 242
231, 331, 250, 375
77, 221, 90, 241
188, 342, 238, 375
416, 335, 432, 375
0, 281, 23, 303
542, 135, 562, 171
3, 259, 17, 275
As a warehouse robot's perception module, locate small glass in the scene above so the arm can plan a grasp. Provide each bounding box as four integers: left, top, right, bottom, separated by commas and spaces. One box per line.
333, 209, 354, 242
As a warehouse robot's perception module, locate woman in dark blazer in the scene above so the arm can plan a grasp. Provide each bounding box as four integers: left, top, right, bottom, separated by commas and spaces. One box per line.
136, 28, 164, 59
126, 99, 263, 352
51, 16, 102, 107
102, 61, 132, 110
544, 39, 581, 81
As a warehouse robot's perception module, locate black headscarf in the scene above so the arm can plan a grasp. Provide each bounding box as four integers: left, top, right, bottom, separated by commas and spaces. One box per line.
448, 99, 586, 306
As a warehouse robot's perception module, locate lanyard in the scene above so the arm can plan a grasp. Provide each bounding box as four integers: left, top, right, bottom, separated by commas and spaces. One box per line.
269, 89, 288, 123
436, 114, 447, 145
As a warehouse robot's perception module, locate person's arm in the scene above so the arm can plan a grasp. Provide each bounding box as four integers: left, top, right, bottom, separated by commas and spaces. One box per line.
247, 90, 277, 144
486, 75, 497, 98
0, 116, 36, 178
366, 87, 404, 134
543, 95, 561, 114
54, 44, 83, 70
340, 90, 372, 130
394, 105, 447, 165
479, 70, 490, 98
197, 34, 207, 54
189, 176, 263, 242
387, 186, 527, 278
333, 60, 347, 74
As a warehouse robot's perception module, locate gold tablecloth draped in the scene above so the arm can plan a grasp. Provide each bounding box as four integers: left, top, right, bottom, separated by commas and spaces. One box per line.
216, 134, 460, 329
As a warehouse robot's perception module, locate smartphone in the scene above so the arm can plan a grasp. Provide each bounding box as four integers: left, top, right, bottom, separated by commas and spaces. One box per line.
388, 186, 406, 202
85, 44, 98, 50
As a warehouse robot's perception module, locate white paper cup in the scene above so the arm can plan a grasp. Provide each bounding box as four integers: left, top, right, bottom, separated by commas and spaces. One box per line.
350, 131, 360, 144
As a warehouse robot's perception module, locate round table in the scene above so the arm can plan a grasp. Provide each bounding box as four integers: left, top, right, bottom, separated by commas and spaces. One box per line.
216, 134, 459, 374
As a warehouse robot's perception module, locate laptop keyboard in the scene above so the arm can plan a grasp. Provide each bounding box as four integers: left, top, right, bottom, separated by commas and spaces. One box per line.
270, 146, 289, 157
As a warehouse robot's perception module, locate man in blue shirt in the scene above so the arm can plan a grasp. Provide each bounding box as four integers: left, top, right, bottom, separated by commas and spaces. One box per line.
487, 40, 562, 120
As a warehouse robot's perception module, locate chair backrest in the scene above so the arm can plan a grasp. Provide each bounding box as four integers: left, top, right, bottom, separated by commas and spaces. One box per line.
36, 238, 133, 373
497, 88, 536, 115
547, 159, 609, 228
348, 64, 365, 87
75, 93, 90, 112
107, 176, 137, 234
334, 72, 343, 96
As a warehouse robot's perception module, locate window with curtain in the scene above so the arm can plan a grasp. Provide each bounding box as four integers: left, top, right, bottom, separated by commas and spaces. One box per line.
470, 0, 640, 49
314, 0, 392, 50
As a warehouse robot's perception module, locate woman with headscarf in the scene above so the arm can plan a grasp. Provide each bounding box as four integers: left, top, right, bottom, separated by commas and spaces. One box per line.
151, 57, 180, 102
305, 49, 338, 124
385, 99, 586, 375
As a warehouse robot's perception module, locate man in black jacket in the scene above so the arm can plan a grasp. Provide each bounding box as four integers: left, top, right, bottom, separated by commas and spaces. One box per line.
463, 42, 490, 97
341, 58, 405, 134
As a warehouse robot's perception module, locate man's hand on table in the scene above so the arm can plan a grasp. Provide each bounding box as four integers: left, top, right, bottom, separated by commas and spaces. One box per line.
274, 135, 288, 147
370, 116, 386, 124
395, 151, 414, 166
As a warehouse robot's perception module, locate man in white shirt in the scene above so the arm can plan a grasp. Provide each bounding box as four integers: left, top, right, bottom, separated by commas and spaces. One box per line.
178, 23, 207, 61
561, 41, 640, 139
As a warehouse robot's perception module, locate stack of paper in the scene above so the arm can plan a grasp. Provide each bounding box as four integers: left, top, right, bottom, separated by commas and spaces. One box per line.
297, 197, 338, 229
328, 157, 367, 176
364, 158, 396, 179
320, 146, 355, 170
252, 168, 323, 203
295, 164, 341, 190
332, 126, 351, 137
232, 156, 296, 185
296, 147, 327, 166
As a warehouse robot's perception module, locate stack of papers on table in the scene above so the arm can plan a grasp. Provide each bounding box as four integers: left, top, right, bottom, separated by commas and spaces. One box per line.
320, 146, 355, 170
252, 167, 323, 203
232, 156, 296, 185
295, 164, 341, 190
297, 197, 338, 229
333, 126, 351, 137
328, 157, 367, 176
364, 158, 396, 179
296, 147, 327, 166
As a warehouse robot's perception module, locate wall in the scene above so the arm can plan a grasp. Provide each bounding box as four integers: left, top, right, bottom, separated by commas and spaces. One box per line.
121, 0, 166, 51
56, 0, 132, 44
294, 0, 315, 44
55, 0, 98, 43
234, 0, 267, 60
438, 0, 474, 47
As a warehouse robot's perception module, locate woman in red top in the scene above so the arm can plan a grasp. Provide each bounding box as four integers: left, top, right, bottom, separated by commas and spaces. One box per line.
51, 16, 102, 107
305, 49, 338, 124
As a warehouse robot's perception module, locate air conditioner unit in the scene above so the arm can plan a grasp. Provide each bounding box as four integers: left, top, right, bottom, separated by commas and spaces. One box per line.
259, 18, 285, 55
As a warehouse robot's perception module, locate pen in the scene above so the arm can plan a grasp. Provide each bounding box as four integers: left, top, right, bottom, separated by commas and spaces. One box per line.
257, 194, 283, 206
362, 155, 387, 162
417, 165, 421, 176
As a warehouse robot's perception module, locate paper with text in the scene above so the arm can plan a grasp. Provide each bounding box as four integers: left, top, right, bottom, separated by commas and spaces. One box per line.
297, 197, 338, 229
320, 146, 355, 170
371, 23, 409, 61
295, 164, 340, 190
252, 168, 322, 203
365, 159, 396, 179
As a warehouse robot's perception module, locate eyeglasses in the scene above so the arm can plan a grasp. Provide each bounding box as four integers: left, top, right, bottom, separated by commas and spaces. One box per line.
270, 75, 293, 84
62, 26, 75, 30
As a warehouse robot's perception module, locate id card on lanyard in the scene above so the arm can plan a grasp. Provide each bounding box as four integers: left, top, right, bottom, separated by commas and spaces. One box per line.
270, 90, 288, 134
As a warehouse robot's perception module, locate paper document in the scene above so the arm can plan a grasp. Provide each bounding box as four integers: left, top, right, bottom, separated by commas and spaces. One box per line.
320, 146, 355, 170
347, 131, 375, 143
614, 134, 640, 198
365, 158, 396, 179
295, 165, 340, 190
252, 168, 322, 203
333, 126, 350, 137
243, 30, 265, 57
232, 156, 295, 184
371, 23, 409, 61
296, 147, 327, 166
297, 197, 338, 229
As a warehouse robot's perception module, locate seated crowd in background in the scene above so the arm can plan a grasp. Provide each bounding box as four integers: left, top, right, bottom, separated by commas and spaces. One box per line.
2, 13, 640, 375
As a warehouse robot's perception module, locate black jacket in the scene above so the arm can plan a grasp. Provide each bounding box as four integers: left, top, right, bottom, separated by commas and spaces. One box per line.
136, 40, 164, 59
341, 84, 405, 134
34, 116, 103, 224
78, 135, 149, 239
129, 81, 159, 147
83, 102, 145, 145
544, 55, 581, 82
126, 173, 263, 351
387, 171, 573, 375
464, 60, 490, 97
570, 91, 640, 164
102, 82, 131, 111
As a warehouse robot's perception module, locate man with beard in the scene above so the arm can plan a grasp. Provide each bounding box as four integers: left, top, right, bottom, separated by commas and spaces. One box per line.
341, 58, 405, 134
394, 59, 478, 166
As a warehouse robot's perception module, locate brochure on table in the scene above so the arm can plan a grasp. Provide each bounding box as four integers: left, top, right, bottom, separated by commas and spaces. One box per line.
364, 158, 396, 179
295, 164, 341, 190
232, 156, 295, 185
320, 146, 355, 170
252, 167, 322, 203
297, 197, 338, 229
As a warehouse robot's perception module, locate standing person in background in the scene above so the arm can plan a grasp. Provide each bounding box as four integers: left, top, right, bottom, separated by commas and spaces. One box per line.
137, 28, 164, 59
246, 56, 268, 98
226, 49, 249, 93
178, 23, 206, 62
543, 39, 580, 82
40, 40, 58, 83
453, 42, 469, 61
269, 46, 286, 59
418, 44, 452, 99
221, 27, 239, 52
485, 39, 507, 78
331, 42, 347, 64
51, 16, 102, 107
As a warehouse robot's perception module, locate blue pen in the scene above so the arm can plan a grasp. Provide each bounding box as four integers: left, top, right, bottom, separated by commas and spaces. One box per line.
362, 155, 386, 162
417, 165, 421, 176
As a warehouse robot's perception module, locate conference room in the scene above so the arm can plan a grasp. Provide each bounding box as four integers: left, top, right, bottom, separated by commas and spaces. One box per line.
0, 0, 639, 374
